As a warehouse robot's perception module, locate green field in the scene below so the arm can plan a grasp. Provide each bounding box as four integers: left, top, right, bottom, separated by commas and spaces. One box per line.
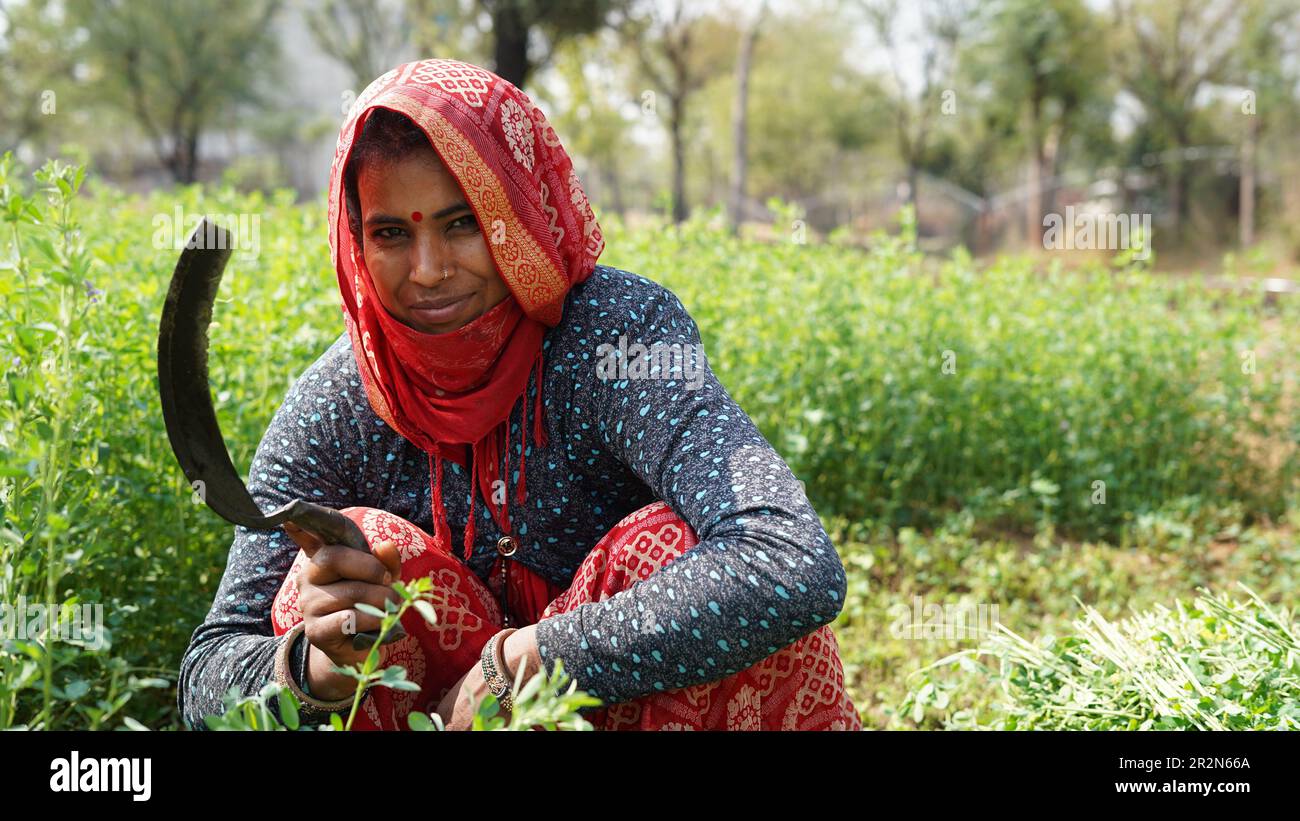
2, 158, 1297, 729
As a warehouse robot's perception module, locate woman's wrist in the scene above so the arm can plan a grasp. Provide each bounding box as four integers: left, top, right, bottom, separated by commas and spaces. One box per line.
306, 642, 359, 702
500, 624, 542, 685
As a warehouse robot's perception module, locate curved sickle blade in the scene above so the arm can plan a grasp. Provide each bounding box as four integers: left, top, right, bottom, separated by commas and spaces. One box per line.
156, 219, 370, 551
156, 218, 259, 525
157, 219, 393, 648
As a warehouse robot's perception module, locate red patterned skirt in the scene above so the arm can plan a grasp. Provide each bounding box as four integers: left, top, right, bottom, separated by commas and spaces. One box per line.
271, 500, 861, 731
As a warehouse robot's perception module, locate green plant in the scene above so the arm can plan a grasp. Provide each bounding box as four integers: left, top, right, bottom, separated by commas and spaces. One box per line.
828, 508, 1300, 729
601, 208, 1299, 540
330, 574, 440, 731
202, 574, 600, 731
203, 682, 311, 731
204, 656, 599, 732
901, 583, 1300, 730
0, 154, 165, 730
405, 658, 600, 732
2, 156, 340, 728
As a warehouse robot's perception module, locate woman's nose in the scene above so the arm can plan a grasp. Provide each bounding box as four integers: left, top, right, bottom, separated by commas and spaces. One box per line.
409, 233, 448, 286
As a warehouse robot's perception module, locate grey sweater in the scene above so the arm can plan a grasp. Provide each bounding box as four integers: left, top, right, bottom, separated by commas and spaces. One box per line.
176, 264, 847, 729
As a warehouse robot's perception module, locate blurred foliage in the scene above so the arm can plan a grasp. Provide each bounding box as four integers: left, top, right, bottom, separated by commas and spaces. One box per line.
604, 207, 1300, 540
0, 157, 338, 728
4, 0, 1300, 254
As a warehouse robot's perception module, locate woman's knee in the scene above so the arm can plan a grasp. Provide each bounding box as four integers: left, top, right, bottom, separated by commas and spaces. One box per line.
605, 501, 699, 581
340, 506, 446, 567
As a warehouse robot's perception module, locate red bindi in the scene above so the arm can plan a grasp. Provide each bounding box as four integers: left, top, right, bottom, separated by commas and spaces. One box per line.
411, 211, 423, 222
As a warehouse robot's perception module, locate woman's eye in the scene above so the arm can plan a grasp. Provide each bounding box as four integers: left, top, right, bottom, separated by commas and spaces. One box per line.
449, 215, 478, 232
373, 226, 405, 241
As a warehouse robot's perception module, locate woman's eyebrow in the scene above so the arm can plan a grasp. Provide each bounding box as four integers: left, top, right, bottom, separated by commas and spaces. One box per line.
365, 202, 471, 226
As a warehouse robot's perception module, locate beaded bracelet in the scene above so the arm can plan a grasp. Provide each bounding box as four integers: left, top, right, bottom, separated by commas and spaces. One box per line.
480, 628, 518, 712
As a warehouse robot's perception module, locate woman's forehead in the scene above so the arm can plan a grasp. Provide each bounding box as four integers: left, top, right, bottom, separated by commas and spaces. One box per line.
358, 151, 457, 204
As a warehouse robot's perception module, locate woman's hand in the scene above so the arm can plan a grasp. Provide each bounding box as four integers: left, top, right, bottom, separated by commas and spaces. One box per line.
434, 624, 542, 729
283, 522, 403, 700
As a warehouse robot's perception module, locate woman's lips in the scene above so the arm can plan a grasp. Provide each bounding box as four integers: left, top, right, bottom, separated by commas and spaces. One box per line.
410, 294, 471, 325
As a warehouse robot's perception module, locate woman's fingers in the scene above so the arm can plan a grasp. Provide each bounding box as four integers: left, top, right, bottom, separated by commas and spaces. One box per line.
282, 522, 324, 556
303, 542, 395, 586
292, 534, 404, 667
299, 578, 400, 619
369, 539, 403, 584
306, 609, 382, 653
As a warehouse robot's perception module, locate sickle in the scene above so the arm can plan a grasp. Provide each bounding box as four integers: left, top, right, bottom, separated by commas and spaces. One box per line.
157, 218, 403, 649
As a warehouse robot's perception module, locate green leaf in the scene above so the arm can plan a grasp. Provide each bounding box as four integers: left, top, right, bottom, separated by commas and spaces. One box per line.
407, 711, 434, 731
132, 677, 172, 689
64, 679, 90, 700
277, 689, 301, 730
377, 666, 419, 691
413, 600, 438, 627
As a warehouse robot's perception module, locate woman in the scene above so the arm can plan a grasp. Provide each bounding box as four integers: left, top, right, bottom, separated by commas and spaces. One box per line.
176, 58, 860, 731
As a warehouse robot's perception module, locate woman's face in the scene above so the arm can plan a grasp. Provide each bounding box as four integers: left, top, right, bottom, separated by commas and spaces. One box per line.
357, 147, 509, 334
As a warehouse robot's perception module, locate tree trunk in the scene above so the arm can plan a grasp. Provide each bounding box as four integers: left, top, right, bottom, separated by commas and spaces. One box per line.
907, 161, 920, 230
1026, 154, 1042, 249
1167, 161, 1183, 240
1025, 102, 1044, 249
975, 205, 990, 256
604, 164, 625, 216
491, 1, 531, 88
670, 98, 687, 224
1240, 115, 1257, 247
1168, 124, 1193, 240
182, 128, 200, 184
1041, 125, 1063, 220
728, 3, 765, 236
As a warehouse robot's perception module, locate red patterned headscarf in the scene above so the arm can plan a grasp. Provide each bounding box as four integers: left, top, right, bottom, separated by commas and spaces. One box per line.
327, 59, 604, 560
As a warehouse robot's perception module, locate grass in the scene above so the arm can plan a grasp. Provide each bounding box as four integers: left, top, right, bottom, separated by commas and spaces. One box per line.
900, 582, 1300, 730
828, 508, 1300, 728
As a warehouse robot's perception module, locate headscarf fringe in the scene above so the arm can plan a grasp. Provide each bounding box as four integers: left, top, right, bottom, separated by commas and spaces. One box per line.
424, 351, 551, 562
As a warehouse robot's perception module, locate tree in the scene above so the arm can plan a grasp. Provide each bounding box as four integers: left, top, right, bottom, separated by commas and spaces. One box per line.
543, 35, 635, 215
736, 4, 885, 223
475, 0, 627, 89
404, 0, 479, 64
983, 0, 1109, 245
1112, 0, 1242, 239
0, 0, 81, 156
728, 0, 767, 235
853, 0, 970, 231
617, 0, 727, 224
305, 0, 413, 91
70, 0, 283, 184
1230, 0, 1300, 247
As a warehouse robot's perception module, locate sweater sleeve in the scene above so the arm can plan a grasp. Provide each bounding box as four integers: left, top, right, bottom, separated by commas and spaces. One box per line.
176, 356, 369, 729
532, 278, 848, 706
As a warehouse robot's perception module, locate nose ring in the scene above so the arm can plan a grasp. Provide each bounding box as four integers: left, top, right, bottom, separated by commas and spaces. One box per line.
442, 266, 449, 281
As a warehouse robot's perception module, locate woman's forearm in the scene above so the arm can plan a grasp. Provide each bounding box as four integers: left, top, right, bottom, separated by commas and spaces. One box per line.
178, 627, 285, 729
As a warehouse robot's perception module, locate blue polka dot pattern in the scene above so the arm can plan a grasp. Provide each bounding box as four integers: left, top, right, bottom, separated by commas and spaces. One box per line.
176, 265, 847, 728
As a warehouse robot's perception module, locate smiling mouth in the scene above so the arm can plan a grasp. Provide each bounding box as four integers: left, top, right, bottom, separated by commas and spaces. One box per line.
408, 293, 472, 326
411, 295, 469, 310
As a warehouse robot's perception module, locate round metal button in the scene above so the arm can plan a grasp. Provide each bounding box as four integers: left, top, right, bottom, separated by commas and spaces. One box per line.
496, 536, 517, 557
